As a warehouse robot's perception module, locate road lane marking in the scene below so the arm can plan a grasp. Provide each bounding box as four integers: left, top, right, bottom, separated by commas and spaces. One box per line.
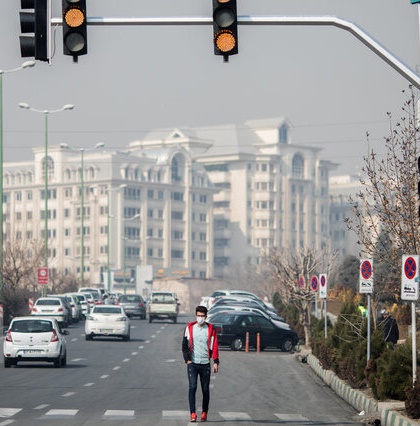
166, 359, 177, 363
138, 345, 144, 349
34, 404, 49, 410
71, 338, 78, 342
151, 335, 156, 338
131, 352, 138, 355
220, 412, 252, 420
0, 409, 21, 418
122, 358, 130, 362
100, 375, 109, 379
103, 410, 135, 417
84, 383, 95, 387
113, 366, 121, 371
145, 340, 151, 343
162, 410, 189, 419
275, 414, 310, 421
44, 409, 78, 416
0, 420, 14, 425
61, 392, 75, 397
70, 358, 86, 362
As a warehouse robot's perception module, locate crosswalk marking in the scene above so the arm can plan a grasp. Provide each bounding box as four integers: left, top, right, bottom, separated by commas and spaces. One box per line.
0, 409, 21, 418
103, 410, 135, 417
220, 412, 252, 420
44, 409, 78, 416
275, 413, 311, 421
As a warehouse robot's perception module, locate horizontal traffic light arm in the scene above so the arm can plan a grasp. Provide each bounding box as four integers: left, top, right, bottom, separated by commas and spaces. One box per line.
48, 14, 420, 89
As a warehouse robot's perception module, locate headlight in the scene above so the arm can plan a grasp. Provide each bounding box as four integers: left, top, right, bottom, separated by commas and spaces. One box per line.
86, 315, 98, 321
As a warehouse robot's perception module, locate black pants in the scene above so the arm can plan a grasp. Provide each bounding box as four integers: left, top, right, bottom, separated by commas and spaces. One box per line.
187, 362, 211, 414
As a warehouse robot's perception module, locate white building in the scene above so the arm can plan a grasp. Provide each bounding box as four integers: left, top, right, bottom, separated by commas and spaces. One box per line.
3, 118, 337, 285
4, 144, 216, 292
129, 118, 337, 278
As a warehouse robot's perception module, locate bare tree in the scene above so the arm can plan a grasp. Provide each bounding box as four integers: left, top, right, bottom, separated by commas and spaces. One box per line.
264, 246, 338, 346
345, 88, 420, 303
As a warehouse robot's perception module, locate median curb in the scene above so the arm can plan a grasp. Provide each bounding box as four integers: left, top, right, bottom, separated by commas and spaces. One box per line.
305, 353, 420, 426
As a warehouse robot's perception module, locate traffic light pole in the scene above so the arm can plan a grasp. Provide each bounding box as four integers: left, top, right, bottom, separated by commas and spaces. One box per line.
50, 14, 420, 88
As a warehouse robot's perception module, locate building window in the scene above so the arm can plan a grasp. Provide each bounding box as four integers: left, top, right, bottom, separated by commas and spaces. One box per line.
292, 154, 304, 178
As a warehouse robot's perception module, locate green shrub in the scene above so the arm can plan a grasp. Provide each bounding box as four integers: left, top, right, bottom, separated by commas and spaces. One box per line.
405, 370, 420, 419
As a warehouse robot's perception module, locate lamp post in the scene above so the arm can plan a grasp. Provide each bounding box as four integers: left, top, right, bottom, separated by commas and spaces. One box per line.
106, 184, 126, 292
0, 61, 35, 298
122, 213, 140, 295
60, 142, 105, 286
19, 102, 74, 269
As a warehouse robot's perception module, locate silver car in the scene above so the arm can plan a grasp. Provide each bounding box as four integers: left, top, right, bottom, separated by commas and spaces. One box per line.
3, 317, 68, 368
117, 294, 147, 319
31, 297, 69, 326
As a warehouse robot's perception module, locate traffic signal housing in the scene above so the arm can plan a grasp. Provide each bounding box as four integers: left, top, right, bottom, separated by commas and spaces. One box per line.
62, 0, 88, 61
19, 0, 50, 62
212, 0, 238, 62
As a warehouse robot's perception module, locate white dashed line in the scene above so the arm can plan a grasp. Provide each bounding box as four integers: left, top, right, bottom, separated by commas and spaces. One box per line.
84, 383, 95, 387
44, 409, 78, 417
150, 335, 156, 338
100, 375, 109, 379
62, 392, 75, 397
0, 409, 21, 418
138, 345, 144, 349
113, 366, 121, 371
34, 404, 49, 410
131, 352, 138, 355
122, 358, 130, 362
0, 420, 15, 425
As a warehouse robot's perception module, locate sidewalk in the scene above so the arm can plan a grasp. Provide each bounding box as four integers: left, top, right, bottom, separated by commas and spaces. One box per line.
302, 351, 419, 426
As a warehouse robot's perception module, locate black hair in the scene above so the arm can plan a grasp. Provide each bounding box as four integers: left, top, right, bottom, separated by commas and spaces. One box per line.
196, 305, 208, 316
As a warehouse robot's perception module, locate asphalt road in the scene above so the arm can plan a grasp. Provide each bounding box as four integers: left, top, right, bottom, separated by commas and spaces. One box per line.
0, 314, 362, 425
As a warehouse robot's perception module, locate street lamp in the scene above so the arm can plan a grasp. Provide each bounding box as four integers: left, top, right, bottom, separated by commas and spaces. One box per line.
0, 61, 35, 298
105, 184, 126, 292
19, 102, 74, 269
123, 213, 140, 295
60, 142, 105, 286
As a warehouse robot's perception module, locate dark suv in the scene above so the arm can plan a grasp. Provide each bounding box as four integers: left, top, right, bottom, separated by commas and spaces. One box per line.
117, 294, 147, 319
211, 311, 299, 352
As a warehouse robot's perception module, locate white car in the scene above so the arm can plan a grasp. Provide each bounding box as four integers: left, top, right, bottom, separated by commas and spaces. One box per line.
85, 305, 130, 341
31, 297, 69, 326
3, 317, 68, 368
67, 292, 89, 318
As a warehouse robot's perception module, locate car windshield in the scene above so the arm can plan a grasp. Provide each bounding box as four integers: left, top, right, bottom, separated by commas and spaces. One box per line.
119, 295, 141, 303
36, 299, 60, 306
11, 319, 53, 333
93, 306, 123, 315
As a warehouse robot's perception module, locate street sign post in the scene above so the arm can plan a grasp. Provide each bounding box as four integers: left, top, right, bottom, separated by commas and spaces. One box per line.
401, 255, 419, 301
37, 267, 49, 285
319, 274, 327, 299
359, 258, 373, 294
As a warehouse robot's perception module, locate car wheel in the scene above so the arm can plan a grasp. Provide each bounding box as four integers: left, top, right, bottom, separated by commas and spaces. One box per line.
149, 316, 153, 323
281, 338, 294, 352
231, 336, 244, 351
61, 352, 67, 367
123, 333, 130, 341
85, 334, 93, 341
173, 316, 177, 324
4, 357, 12, 368
54, 356, 62, 368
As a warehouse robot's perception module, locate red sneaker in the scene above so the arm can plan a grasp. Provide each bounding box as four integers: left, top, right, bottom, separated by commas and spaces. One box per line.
200, 412, 207, 422
190, 413, 197, 422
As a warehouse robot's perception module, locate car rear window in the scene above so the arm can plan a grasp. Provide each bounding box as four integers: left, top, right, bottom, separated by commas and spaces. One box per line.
36, 299, 60, 305
11, 320, 53, 333
93, 307, 122, 314
120, 295, 141, 303
151, 294, 175, 303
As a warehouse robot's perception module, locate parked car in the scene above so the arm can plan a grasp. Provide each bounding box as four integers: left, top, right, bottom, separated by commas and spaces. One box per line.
211, 311, 299, 352
117, 294, 146, 319
31, 297, 69, 327
64, 293, 84, 321
85, 305, 130, 341
3, 316, 68, 368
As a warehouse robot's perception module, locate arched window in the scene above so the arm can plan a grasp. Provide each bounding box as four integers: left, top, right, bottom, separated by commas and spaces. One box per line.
171, 154, 185, 183
279, 124, 288, 144
42, 156, 54, 181
292, 154, 304, 178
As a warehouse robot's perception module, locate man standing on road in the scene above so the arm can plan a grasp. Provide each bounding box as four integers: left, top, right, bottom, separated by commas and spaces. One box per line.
182, 306, 219, 423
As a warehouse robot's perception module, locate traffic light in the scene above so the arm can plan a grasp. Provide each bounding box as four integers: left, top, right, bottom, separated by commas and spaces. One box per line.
19, 0, 50, 62
62, 0, 88, 61
212, 0, 238, 62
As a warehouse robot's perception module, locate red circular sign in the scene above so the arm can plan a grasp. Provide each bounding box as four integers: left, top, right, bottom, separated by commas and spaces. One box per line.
320, 275, 326, 287
299, 276, 305, 288
361, 260, 372, 280
404, 257, 417, 280
311, 276, 319, 291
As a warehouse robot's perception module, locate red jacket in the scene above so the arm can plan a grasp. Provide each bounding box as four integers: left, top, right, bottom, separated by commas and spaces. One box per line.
182, 321, 219, 364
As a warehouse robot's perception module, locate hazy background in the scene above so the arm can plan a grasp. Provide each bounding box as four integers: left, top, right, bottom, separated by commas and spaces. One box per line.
1, 0, 419, 176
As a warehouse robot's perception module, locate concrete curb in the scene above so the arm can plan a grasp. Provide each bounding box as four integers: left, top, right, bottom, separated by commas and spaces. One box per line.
306, 353, 420, 426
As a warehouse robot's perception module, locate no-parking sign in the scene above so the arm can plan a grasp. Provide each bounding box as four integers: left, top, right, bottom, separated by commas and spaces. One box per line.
319, 274, 327, 299
359, 259, 373, 294
401, 255, 419, 301
298, 276, 305, 288
310, 275, 319, 291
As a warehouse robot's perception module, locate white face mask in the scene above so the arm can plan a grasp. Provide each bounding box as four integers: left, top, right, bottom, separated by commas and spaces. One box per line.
196, 316, 206, 325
